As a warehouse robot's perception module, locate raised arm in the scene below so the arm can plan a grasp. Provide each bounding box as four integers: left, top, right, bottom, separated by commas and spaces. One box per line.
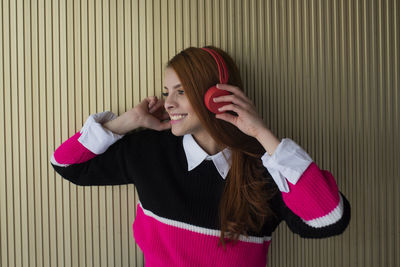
212, 83, 351, 237
50, 111, 136, 186
50, 96, 171, 186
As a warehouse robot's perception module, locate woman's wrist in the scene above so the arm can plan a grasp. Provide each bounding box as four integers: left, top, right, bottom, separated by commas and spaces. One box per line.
255, 127, 281, 156
103, 112, 141, 135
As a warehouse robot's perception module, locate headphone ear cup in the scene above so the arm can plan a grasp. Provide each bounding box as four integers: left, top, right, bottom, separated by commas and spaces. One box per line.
204, 86, 232, 114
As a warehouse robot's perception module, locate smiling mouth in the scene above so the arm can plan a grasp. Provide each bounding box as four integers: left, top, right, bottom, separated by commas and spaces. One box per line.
169, 114, 187, 124
170, 114, 187, 120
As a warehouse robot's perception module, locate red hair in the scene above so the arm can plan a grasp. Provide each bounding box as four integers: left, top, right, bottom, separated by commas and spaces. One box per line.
166, 46, 278, 249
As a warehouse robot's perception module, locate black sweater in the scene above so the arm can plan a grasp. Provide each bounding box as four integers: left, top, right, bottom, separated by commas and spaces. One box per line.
51, 128, 350, 267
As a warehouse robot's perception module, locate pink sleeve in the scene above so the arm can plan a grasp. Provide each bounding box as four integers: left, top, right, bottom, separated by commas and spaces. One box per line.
262, 138, 344, 228
52, 131, 97, 165
50, 111, 124, 167
281, 162, 343, 227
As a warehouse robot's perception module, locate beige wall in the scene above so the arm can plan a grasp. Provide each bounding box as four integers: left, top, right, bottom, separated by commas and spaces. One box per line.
0, 0, 399, 266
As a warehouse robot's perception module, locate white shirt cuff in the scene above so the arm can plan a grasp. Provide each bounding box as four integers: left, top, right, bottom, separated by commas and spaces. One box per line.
78, 111, 124, 154
261, 138, 313, 193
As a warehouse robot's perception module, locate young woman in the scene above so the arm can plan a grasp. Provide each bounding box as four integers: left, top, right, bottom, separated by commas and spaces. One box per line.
51, 46, 350, 267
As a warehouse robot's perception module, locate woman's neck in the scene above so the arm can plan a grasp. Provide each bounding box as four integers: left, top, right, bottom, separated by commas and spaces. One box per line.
192, 132, 224, 155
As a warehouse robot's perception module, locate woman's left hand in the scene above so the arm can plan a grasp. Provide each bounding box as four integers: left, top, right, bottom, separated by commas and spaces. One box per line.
214, 84, 268, 139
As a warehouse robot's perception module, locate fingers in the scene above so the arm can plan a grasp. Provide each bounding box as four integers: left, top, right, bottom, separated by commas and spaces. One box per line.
149, 98, 165, 113
155, 121, 172, 131
216, 84, 252, 105
215, 112, 237, 125
213, 94, 251, 110
138, 96, 155, 110
217, 103, 242, 115
161, 111, 170, 120
147, 96, 158, 110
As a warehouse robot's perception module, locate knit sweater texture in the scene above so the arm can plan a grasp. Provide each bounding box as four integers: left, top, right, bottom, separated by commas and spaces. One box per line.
50, 113, 351, 267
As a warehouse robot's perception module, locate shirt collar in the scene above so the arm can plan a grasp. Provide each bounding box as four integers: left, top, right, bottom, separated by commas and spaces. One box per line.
183, 134, 232, 179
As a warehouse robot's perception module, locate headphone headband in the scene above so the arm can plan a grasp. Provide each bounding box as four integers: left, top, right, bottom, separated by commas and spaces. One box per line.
200, 47, 229, 84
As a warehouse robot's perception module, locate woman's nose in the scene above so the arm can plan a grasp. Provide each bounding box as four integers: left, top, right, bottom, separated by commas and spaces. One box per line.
164, 96, 176, 111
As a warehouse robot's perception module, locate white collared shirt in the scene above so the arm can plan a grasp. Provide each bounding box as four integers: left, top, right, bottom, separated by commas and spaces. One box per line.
182, 132, 314, 193
78, 111, 314, 193
183, 134, 232, 179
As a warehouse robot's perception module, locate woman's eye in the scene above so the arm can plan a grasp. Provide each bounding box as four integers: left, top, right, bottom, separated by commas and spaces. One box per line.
161, 90, 184, 97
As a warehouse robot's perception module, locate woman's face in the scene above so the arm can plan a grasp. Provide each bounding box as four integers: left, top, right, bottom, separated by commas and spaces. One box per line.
163, 67, 204, 137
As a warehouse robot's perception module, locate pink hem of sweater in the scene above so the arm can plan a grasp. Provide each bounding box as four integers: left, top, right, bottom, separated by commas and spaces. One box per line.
133, 204, 270, 267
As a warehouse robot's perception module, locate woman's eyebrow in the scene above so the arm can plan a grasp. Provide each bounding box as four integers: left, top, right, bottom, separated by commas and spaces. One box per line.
163, 84, 182, 90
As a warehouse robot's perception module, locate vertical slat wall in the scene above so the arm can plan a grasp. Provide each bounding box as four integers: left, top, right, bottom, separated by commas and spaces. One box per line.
0, 0, 398, 266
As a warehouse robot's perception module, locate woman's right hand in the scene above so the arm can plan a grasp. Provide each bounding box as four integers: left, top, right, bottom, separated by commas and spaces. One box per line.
133, 96, 171, 131
102, 96, 171, 134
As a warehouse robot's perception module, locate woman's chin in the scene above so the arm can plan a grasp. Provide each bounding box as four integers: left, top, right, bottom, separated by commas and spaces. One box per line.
171, 127, 185, 137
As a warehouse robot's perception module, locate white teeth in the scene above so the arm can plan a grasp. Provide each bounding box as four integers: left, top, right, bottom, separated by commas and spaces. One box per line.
170, 114, 187, 120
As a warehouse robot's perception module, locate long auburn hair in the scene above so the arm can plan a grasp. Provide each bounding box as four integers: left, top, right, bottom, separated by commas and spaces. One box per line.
166, 46, 278, 249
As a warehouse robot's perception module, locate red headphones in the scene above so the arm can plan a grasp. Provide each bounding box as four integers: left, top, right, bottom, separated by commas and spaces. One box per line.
200, 47, 232, 114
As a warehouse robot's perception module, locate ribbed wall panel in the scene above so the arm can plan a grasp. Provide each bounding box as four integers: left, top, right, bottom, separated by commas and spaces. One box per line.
0, 0, 398, 266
